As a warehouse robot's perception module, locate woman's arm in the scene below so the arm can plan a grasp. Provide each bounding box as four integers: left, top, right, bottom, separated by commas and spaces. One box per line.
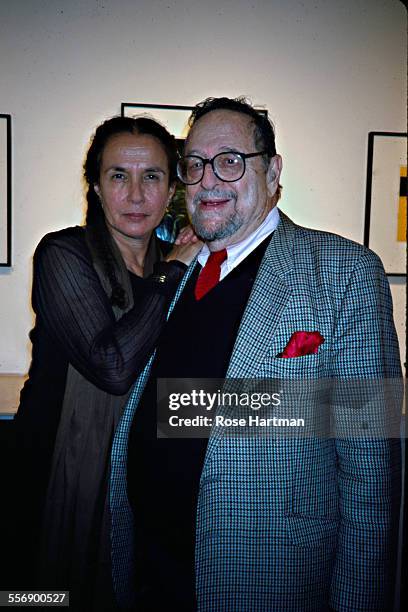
32, 230, 188, 395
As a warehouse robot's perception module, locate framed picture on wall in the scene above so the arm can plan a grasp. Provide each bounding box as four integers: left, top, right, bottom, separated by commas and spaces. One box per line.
121, 103, 194, 152
0, 114, 11, 267
364, 131, 407, 276
121, 102, 269, 151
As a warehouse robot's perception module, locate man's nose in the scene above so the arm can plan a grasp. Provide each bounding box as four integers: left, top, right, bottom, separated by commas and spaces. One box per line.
200, 161, 219, 190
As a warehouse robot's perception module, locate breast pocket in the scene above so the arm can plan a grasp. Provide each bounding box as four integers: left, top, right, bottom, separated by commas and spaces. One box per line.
253, 352, 331, 437
260, 350, 327, 379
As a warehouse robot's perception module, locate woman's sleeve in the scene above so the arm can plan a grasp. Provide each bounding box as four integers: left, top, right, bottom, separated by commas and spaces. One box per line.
32, 234, 187, 395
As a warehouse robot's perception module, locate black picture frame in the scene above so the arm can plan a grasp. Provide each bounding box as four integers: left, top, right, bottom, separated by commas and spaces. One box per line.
364, 131, 407, 276
121, 102, 268, 152
0, 114, 11, 267
121, 103, 195, 156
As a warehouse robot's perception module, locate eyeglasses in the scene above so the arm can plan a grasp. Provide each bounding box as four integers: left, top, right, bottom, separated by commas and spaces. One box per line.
177, 150, 267, 185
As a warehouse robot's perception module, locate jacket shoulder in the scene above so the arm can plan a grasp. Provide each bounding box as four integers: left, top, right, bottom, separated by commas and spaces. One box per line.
281, 213, 383, 269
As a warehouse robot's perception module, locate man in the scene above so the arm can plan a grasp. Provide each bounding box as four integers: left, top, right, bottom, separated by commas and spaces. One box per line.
111, 97, 402, 611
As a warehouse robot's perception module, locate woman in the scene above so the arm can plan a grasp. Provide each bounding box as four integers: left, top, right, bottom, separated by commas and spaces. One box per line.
13, 116, 200, 610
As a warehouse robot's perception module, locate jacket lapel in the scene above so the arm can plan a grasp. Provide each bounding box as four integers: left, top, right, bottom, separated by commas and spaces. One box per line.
167, 255, 199, 318
203, 212, 296, 463
227, 211, 294, 377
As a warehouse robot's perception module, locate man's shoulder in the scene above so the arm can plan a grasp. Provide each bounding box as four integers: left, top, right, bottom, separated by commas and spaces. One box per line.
278, 212, 382, 268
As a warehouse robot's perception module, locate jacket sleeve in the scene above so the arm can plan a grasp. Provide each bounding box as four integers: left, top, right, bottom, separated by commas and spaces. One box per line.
329, 248, 402, 612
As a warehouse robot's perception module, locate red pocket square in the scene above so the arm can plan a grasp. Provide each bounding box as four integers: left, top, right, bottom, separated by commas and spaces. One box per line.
280, 331, 324, 358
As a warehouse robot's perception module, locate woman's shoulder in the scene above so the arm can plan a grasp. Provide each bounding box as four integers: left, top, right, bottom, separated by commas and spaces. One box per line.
37, 225, 85, 248
35, 225, 87, 253
34, 226, 89, 267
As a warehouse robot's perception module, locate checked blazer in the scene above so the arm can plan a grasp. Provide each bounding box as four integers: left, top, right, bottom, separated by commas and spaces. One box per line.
110, 212, 402, 612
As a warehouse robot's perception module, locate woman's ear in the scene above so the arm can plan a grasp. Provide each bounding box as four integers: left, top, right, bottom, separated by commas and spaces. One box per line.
266, 154, 282, 197
94, 184, 104, 208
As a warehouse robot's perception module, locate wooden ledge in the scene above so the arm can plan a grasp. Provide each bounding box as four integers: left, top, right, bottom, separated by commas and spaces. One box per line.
0, 374, 27, 415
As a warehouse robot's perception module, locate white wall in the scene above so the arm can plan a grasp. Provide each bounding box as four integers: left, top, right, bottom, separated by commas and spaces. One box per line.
0, 0, 406, 373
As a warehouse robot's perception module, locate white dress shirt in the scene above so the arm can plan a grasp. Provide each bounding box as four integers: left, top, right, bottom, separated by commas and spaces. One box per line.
197, 206, 280, 280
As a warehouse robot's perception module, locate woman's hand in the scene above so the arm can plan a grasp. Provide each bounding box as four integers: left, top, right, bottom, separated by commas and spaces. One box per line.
166, 225, 203, 266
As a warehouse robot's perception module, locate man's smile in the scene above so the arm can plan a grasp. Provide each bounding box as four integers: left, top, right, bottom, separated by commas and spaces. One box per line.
199, 198, 230, 208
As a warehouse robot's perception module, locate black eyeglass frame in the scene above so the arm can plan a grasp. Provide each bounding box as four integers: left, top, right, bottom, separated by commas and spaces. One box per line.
177, 150, 268, 185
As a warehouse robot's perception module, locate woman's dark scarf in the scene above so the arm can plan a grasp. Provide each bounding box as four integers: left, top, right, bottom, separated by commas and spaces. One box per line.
39, 223, 163, 610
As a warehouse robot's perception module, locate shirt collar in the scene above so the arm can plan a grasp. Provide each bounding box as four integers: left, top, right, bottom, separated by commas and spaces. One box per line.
197, 206, 280, 276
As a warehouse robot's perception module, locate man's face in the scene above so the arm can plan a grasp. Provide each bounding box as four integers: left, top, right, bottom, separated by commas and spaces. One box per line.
184, 110, 281, 249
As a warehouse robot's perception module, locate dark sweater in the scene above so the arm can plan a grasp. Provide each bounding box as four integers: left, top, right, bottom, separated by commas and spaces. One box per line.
127, 236, 271, 611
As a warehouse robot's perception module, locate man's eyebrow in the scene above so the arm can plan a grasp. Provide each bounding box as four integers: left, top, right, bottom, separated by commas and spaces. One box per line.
185, 149, 204, 156
185, 147, 239, 156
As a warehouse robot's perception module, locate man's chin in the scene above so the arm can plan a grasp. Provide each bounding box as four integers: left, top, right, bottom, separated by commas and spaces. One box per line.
195, 225, 240, 242
192, 214, 243, 243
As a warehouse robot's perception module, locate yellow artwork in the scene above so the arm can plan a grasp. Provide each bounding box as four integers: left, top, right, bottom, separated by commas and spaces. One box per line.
397, 165, 407, 242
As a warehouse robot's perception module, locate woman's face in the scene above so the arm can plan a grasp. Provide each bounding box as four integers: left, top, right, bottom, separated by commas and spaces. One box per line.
94, 132, 175, 242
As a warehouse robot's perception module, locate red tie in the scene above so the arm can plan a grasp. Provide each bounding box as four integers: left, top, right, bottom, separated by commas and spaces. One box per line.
194, 249, 227, 300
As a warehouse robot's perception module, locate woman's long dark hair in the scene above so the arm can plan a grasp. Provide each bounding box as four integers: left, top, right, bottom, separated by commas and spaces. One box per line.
83, 116, 178, 309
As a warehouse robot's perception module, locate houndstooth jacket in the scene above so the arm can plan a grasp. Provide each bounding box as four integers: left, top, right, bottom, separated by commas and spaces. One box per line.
110, 212, 402, 612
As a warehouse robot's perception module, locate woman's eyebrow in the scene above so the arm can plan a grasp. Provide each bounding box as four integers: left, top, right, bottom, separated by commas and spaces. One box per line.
105, 165, 127, 172
143, 166, 166, 174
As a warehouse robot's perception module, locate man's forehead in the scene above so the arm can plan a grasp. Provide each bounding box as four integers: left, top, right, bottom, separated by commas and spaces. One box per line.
186, 110, 254, 152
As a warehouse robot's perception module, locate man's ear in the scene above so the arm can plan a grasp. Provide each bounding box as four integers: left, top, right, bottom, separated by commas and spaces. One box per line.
266, 154, 282, 197
168, 182, 176, 202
